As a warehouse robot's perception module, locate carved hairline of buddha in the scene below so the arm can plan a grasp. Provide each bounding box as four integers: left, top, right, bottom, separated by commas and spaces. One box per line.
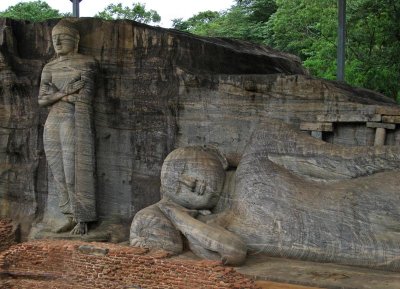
52, 20, 80, 53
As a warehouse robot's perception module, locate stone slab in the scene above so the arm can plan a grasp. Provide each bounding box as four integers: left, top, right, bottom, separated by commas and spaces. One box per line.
256, 281, 322, 289
382, 115, 400, 124
375, 106, 400, 116
236, 254, 400, 289
366, 122, 396, 129
31, 231, 111, 242
300, 122, 333, 132
78, 245, 109, 256
317, 114, 381, 122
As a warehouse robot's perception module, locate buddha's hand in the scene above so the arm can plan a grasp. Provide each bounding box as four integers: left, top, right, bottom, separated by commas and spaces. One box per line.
40, 82, 59, 95
62, 79, 85, 96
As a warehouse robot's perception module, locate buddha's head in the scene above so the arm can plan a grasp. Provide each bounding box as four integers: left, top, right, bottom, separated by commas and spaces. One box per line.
160, 146, 228, 210
52, 20, 80, 56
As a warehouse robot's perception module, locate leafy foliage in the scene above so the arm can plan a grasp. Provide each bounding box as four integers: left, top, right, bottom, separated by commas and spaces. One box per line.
95, 2, 161, 24
172, 11, 221, 33
269, 0, 400, 100
268, 0, 338, 79
345, 0, 400, 99
172, 0, 276, 43
0, 0, 65, 22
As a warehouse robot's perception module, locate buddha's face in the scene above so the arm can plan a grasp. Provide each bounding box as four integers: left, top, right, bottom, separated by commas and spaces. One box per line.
52, 33, 77, 56
161, 148, 225, 210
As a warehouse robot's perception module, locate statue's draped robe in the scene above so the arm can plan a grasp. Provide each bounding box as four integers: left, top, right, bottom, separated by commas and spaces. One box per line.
40, 54, 97, 223
232, 119, 400, 270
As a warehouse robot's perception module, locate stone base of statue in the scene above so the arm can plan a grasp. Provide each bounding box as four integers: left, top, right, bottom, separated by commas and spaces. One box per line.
29, 226, 109, 242
29, 216, 128, 243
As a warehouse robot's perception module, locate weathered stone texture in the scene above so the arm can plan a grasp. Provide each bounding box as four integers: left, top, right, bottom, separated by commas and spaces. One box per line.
230, 119, 400, 270
0, 17, 399, 247
176, 73, 398, 164
131, 147, 247, 265
0, 52, 41, 237
0, 18, 307, 229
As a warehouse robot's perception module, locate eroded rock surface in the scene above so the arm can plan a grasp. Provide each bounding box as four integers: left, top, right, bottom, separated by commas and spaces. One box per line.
0, 17, 399, 262
229, 119, 400, 270
0, 18, 307, 232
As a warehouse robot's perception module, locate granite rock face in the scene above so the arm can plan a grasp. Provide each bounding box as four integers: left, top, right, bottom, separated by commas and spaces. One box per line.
0, 18, 306, 231
0, 17, 399, 257
231, 119, 400, 270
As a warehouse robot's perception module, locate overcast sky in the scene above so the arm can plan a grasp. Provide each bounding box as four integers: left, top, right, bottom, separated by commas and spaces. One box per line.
0, 0, 235, 27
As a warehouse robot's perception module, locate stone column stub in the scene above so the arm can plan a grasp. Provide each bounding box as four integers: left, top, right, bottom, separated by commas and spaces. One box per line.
366, 122, 396, 146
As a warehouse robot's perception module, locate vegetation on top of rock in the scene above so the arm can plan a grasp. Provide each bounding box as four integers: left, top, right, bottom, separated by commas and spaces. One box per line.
94, 3, 161, 24
173, 0, 400, 102
0, 0, 398, 101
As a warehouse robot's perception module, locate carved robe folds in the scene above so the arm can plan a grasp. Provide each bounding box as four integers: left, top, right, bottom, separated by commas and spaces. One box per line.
40, 54, 97, 223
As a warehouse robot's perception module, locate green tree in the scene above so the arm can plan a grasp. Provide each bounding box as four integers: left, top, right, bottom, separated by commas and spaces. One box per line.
237, 0, 277, 23
172, 0, 276, 43
267, 0, 337, 79
345, 0, 400, 100
0, 0, 64, 22
95, 2, 161, 24
268, 0, 400, 100
172, 11, 221, 33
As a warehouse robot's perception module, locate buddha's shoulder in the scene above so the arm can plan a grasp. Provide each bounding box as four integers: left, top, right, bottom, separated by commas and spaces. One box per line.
73, 53, 97, 63
45, 54, 97, 68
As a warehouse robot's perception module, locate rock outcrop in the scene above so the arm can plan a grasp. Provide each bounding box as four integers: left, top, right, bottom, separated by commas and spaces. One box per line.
231, 119, 400, 270
0, 18, 308, 232
0, 17, 399, 262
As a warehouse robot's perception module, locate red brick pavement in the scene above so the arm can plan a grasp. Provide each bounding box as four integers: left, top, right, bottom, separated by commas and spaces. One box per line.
0, 239, 258, 289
